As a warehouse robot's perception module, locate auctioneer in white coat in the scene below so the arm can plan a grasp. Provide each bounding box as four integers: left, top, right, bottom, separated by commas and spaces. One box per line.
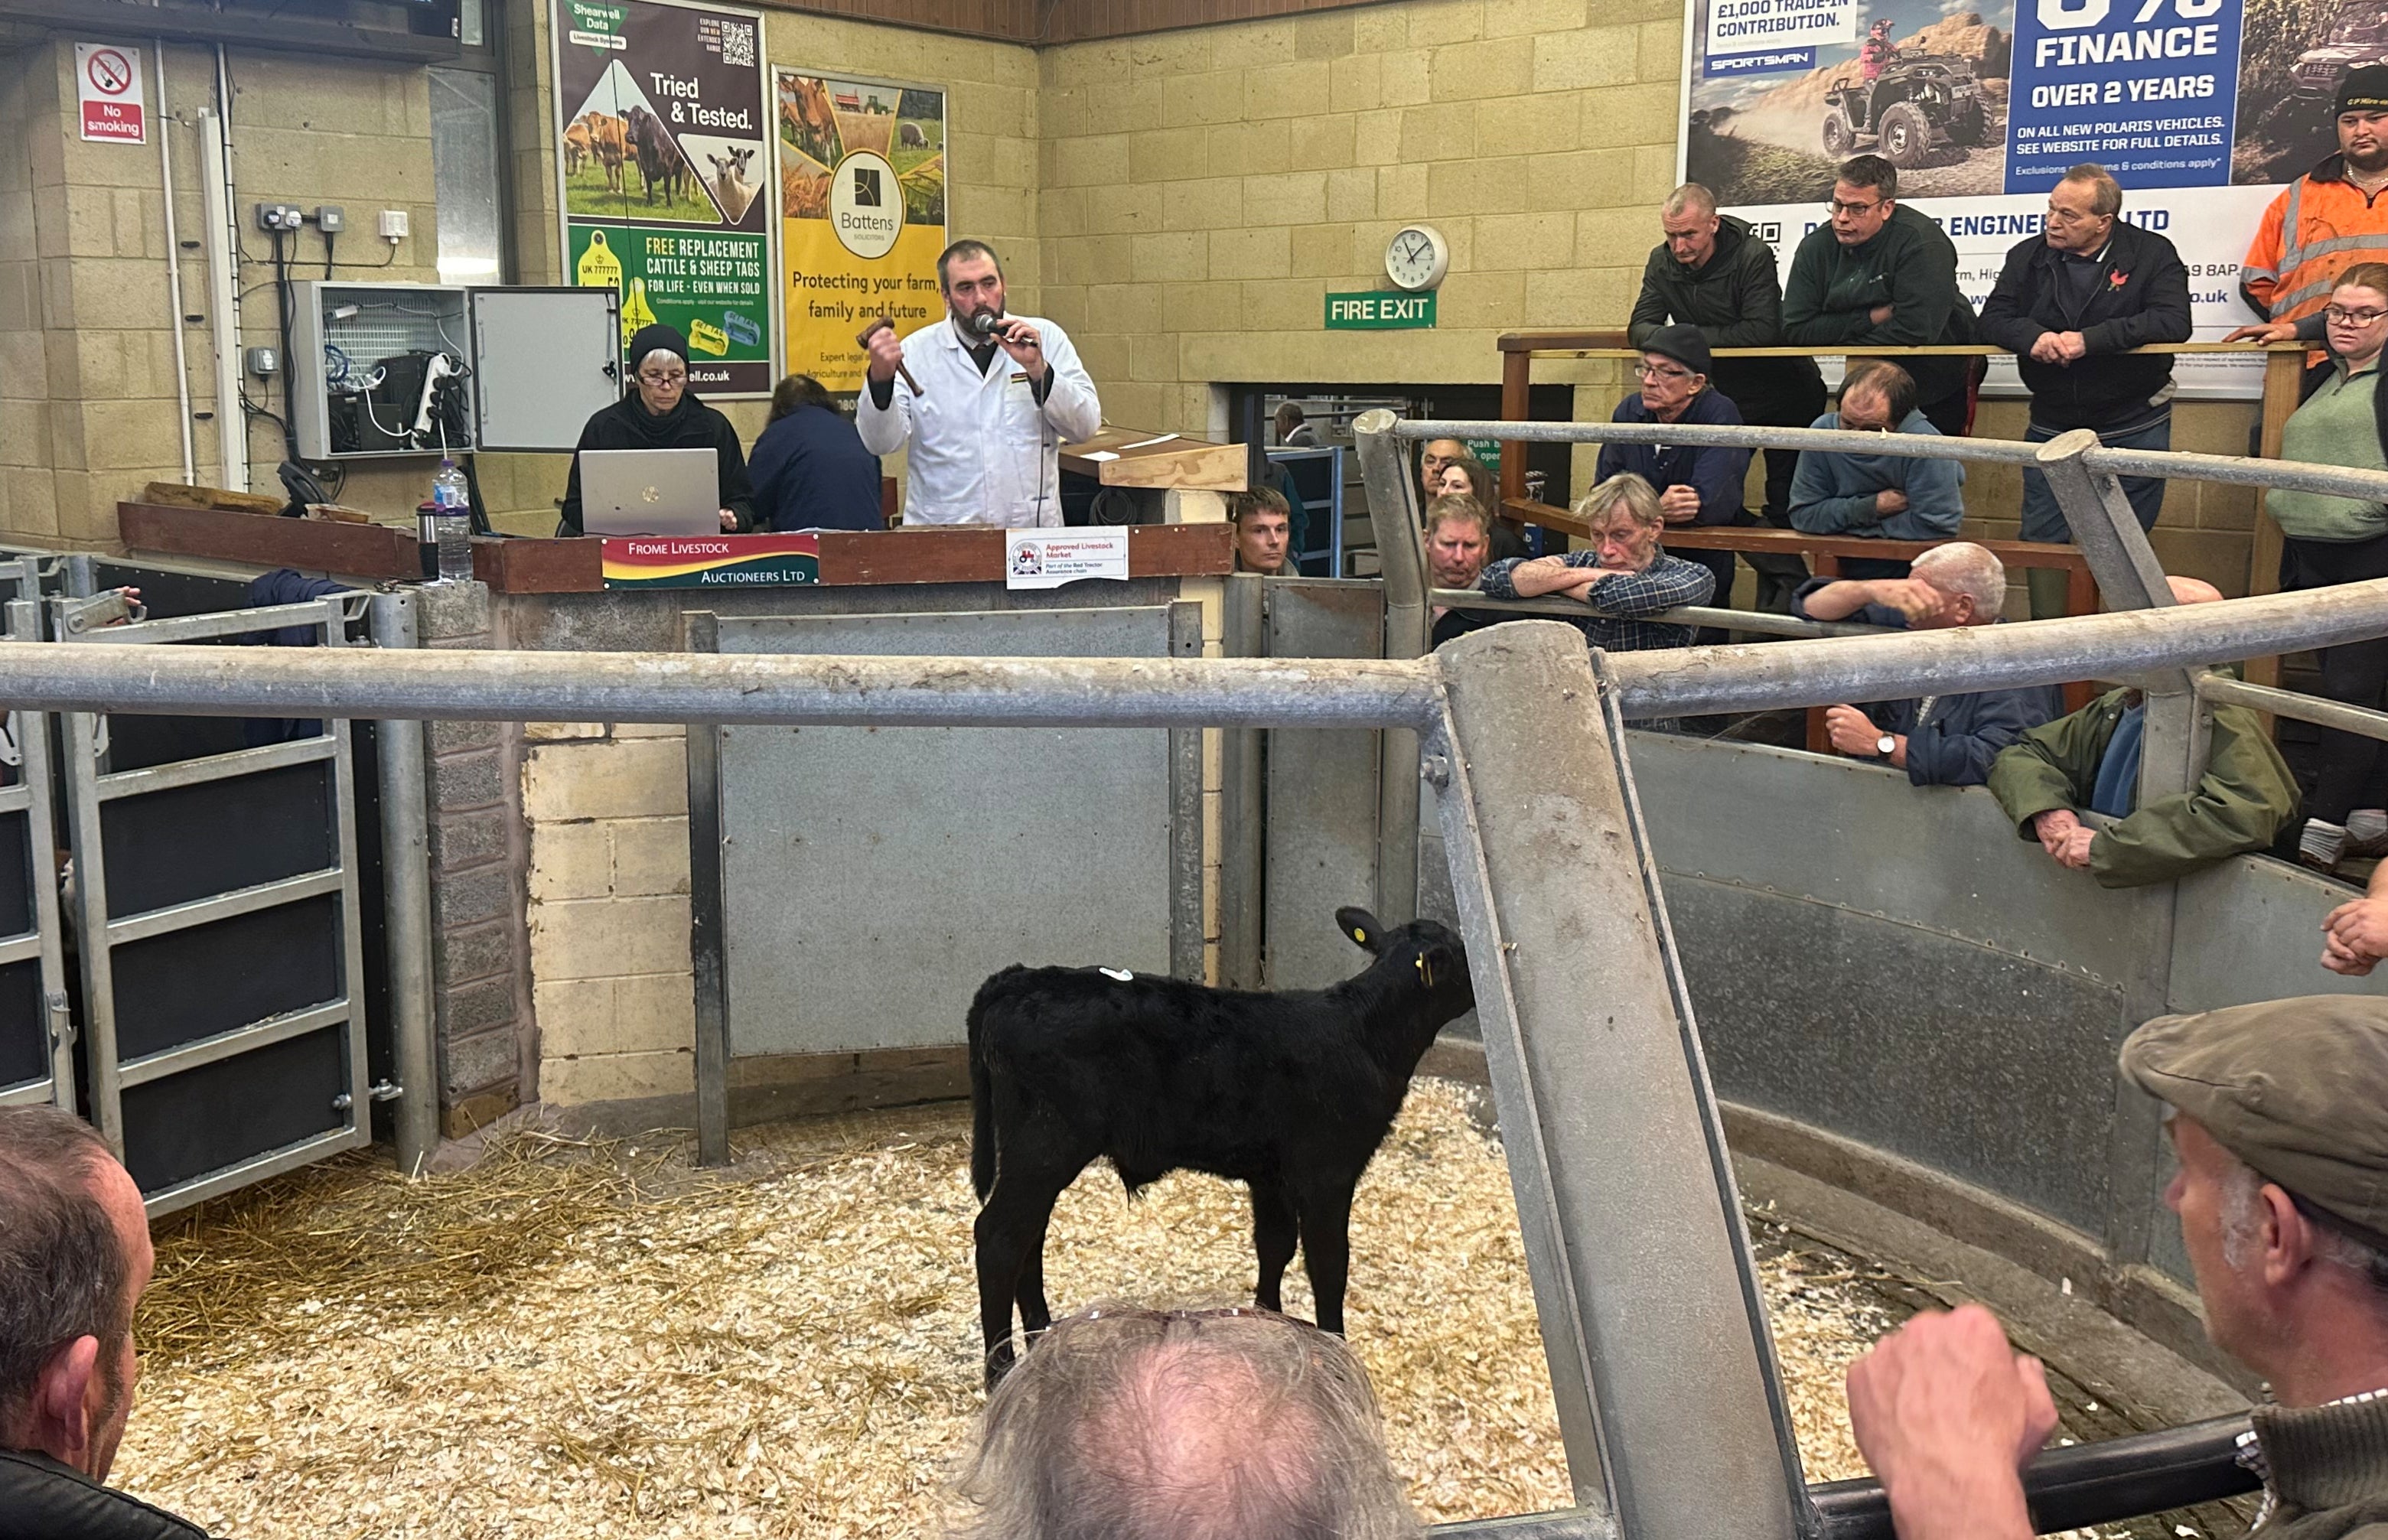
855, 315, 1102, 528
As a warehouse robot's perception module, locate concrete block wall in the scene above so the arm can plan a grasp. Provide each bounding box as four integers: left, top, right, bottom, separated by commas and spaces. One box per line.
0, 37, 443, 551
520, 724, 697, 1106
1034, 0, 1687, 431
416, 582, 537, 1133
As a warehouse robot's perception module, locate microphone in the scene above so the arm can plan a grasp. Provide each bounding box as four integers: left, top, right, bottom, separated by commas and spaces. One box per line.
970, 311, 1002, 337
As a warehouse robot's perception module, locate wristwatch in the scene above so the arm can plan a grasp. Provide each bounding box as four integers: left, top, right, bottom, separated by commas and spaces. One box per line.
1876, 733, 1898, 758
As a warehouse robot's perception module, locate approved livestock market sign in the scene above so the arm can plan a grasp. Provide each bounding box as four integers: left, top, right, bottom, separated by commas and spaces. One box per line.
76, 44, 145, 145
553, 0, 773, 396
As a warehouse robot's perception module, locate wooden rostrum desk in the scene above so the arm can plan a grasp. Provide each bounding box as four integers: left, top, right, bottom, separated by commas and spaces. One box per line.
117, 501, 1233, 1132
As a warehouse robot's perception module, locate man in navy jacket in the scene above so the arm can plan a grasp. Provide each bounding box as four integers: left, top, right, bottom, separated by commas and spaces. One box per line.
1595, 324, 1752, 627
1791, 542, 2062, 786
1977, 163, 2191, 614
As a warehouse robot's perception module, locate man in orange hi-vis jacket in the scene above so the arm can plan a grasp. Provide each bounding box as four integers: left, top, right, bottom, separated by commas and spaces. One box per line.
2232, 67, 2388, 349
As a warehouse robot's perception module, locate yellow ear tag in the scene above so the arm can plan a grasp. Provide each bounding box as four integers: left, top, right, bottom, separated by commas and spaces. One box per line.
1354, 928, 1367, 944
1416, 955, 1433, 988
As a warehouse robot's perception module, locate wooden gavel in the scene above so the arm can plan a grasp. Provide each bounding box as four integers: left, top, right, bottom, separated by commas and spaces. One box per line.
857, 316, 924, 396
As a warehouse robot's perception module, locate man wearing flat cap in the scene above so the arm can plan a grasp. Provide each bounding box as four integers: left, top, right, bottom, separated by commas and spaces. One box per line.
1845, 996, 2388, 1539
2232, 66, 2388, 352
1595, 323, 1756, 630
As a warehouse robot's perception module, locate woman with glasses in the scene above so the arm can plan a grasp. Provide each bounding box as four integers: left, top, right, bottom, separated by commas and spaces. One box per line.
2272, 263, 2388, 868
558, 323, 757, 534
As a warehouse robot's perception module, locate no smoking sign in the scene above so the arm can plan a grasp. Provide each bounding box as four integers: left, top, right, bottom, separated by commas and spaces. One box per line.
75, 43, 146, 145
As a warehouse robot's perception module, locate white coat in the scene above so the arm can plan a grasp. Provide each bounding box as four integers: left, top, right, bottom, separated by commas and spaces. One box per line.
854, 315, 1102, 527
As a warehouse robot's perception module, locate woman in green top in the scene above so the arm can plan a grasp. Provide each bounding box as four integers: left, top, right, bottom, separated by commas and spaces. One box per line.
2275, 262, 2388, 861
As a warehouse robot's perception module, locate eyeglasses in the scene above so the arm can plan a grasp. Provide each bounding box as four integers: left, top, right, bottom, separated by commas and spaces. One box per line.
1635, 363, 1694, 382
638, 370, 688, 386
2327, 304, 2388, 326
1828, 197, 1885, 217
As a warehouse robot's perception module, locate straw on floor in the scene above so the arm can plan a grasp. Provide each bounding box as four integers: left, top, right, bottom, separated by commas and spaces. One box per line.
114, 1080, 1995, 1538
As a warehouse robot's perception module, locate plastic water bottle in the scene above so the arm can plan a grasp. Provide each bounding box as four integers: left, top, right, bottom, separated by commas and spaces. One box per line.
431, 458, 472, 583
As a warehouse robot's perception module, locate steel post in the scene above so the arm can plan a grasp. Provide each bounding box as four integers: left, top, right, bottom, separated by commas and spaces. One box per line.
683, 612, 730, 1168
367, 592, 440, 1177
1432, 621, 1810, 1540
2019, 429, 2195, 1277
1355, 408, 1429, 922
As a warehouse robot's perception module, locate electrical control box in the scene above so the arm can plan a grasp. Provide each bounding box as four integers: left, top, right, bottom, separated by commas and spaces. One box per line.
290, 282, 621, 460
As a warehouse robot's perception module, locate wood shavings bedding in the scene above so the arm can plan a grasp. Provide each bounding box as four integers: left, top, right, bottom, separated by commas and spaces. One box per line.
112, 1080, 2186, 1538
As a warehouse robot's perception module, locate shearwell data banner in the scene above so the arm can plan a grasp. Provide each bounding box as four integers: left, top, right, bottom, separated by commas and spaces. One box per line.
555, 0, 773, 396
778, 70, 948, 392
1678, 0, 2351, 398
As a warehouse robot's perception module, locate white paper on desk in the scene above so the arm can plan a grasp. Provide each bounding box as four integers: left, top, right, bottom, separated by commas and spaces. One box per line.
1120, 433, 1179, 450
1007, 528, 1130, 591
1082, 450, 1120, 462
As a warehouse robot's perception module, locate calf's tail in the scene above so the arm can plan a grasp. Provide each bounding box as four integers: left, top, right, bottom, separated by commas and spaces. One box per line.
966, 972, 1010, 1203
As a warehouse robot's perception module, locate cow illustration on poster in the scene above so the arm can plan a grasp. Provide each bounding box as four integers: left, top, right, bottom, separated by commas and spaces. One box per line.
554, 0, 774, 396
779, 71, 947, 392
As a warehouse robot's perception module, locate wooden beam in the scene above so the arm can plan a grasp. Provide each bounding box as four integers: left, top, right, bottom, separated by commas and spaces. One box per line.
16, 0, 461, 63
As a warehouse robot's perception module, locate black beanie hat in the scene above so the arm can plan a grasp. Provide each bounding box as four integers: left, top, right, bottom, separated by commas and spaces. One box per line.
627, 324, 691, 372
1640, 323, 1712, 378
2340, 65, 2388, 117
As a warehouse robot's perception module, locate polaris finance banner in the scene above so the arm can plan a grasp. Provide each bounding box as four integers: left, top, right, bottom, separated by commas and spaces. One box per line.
1678, 0, 2354, 398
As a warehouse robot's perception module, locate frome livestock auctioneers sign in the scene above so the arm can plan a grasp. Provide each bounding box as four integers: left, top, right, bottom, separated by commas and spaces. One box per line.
76, 44, 146, 145
1676, 0, 2328, 399
601, 533, 819, 588
778, 70, 949, 392
553, 0, 773, 397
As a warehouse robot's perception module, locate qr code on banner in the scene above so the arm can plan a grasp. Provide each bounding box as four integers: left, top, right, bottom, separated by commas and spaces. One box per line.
717, 20, 754, 67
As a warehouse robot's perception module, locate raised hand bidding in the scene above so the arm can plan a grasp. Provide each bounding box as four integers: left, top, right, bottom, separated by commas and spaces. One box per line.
858, 317, 924, 396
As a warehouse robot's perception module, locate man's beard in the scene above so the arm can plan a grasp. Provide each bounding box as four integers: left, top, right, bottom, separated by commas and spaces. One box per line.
956, 301, 1005, 334
2349, 142, 2388, 176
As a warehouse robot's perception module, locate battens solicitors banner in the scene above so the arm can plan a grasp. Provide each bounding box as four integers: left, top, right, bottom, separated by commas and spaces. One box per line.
555, 0, 774, 397
778, 71, 949, 392
1679, 0, 2343, 399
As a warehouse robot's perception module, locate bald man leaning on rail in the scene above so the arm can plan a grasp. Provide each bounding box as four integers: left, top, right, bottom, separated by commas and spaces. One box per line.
1792, 543, 2061, 786
1986, 577, 2302, 887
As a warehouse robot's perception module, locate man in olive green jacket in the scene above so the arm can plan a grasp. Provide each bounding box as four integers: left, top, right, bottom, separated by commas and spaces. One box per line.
1846, 996, 2388, 1540
1986, 686, 2300, 888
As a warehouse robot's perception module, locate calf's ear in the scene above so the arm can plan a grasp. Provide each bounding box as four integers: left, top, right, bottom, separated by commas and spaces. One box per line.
1335, 907, 1383, 953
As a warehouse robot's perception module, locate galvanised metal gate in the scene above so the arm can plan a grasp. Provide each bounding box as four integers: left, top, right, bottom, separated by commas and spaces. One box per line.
51, 590, 379, 1214
0, 561, 71, 1112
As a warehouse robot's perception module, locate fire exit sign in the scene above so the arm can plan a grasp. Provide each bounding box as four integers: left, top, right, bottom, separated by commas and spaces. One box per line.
1324, 291, 1436, 330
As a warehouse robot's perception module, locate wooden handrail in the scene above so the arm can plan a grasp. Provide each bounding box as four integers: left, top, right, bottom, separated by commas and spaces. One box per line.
1495, 332, 2313, 359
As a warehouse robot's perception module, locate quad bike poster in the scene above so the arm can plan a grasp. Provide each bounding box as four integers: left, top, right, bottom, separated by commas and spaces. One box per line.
1676, 0, 2343, 398
778, 71, 948, 392
554, 0, 774, 397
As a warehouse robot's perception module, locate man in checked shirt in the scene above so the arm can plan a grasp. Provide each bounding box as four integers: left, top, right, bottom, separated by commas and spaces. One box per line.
1473, 473, 1715, 660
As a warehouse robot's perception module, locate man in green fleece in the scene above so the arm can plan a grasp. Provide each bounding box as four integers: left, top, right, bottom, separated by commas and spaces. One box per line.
1986, 577, 2299, 887
1847, 995, 2388, 1540
1783, 155, 1981, 438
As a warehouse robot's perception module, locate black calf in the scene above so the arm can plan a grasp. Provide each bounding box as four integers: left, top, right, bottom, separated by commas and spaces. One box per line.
965, 906, 1474, 1386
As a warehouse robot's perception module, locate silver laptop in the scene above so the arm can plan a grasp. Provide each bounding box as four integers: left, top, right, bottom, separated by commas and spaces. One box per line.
581, 448, 721, 536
